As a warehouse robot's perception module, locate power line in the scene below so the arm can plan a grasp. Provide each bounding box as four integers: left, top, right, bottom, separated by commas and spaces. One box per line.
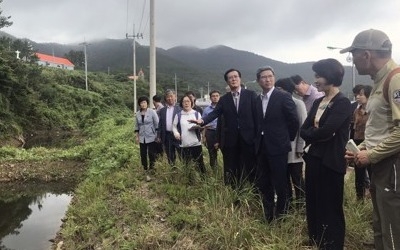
138, 0, 147, 34
125, 0, 130, 35
142, 15, 150, 37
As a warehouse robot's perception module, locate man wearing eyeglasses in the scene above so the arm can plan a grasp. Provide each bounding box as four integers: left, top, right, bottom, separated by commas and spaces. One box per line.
190, 68, 258, 187
254, 66, 299, 222
157, 89, 182, 165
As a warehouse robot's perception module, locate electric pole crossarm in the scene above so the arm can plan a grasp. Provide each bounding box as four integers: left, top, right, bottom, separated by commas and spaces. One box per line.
126, 25, 143, 112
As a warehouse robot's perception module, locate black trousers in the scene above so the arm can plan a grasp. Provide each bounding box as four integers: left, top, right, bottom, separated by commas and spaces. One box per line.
205, 129, 218, 168
139, 141, 157, 170
163, 132, 179, 165
287, 162, 305, 202
353, 139, 368, 199
256, 148, 289, 221
354, 166, 367, 199
221, 134, 255, 187
179, 145, 205, 173
154, 141, 164, 159
304, 154, 345, 250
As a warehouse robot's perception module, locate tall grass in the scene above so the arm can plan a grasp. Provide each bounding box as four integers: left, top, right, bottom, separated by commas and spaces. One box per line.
56, 116, 373, 249
1, 114, 373, 249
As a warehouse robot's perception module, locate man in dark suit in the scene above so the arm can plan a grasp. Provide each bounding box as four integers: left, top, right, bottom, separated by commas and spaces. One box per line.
157, 89, 181, 165
254, 66, 299, 221
191, 68, 258, 187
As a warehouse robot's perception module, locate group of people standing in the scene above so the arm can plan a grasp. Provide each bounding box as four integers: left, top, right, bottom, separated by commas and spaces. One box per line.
135, 89, 209, 175
135, 28, 400, 250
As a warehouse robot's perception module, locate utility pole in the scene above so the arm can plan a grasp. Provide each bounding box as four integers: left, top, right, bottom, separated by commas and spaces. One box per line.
126, 24, 143, 112
79, 41, 90, 91
149, 0, 156, 108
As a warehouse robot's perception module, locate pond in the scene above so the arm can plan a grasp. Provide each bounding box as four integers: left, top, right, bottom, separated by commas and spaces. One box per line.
0, 182, 75, 250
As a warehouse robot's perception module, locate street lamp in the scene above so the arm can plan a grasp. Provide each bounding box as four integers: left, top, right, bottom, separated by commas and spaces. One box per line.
326, 46, 355, 90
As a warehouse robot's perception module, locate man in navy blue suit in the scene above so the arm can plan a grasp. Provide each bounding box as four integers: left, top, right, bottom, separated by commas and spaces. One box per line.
190, 68, 258, 187
157, 89, 182, 165
254, 66, 299, 222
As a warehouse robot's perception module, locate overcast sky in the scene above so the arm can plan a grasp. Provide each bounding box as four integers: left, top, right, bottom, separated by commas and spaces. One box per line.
2, 0, 400, 64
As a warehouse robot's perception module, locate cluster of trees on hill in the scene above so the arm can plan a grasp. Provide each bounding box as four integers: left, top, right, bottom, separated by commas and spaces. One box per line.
64, 50, 84, 69
0, 4, 136, 142
0, 5, 42, 137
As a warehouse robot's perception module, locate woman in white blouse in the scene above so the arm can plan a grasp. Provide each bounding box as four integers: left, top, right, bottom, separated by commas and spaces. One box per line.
172, 94, 205, 173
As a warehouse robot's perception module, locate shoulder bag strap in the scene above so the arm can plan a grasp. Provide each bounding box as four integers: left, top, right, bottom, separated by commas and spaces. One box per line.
383, 68, 400, 103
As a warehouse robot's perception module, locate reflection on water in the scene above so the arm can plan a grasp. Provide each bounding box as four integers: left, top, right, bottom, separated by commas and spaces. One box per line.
0, 193, 72, 250
0, 193, 71, 250
0, 181, 75, 250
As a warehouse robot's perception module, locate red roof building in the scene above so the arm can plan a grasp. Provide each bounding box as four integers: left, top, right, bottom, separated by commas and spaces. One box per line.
36, 53, 74, 70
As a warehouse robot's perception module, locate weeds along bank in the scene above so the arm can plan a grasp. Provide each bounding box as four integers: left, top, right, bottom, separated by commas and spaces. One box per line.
1, 115, 374, 249
55, 117, 374, 250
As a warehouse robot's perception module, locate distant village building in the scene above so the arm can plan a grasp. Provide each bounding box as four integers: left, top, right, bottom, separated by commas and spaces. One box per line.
128, 68, 145, 81
36, 53, 74, 70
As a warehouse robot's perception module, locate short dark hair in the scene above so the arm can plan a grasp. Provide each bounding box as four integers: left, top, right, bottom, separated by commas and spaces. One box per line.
352, 84, 364, 94
179, 94, 194, 108
152, 94, 162, 102
209, 90, 220, 96
312, 58, 344, 87
358, 85, 373, 98
290, 74, 304, 85
185, 91, 195, 97
224, 68, 241, 82
138, 96, 149, 109
275, 78, 296, 94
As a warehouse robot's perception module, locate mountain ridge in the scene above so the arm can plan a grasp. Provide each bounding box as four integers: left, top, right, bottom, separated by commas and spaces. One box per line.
0, 31, 370, 96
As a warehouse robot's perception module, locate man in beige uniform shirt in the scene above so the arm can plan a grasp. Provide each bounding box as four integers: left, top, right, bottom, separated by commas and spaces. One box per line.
343, 29, 400, 250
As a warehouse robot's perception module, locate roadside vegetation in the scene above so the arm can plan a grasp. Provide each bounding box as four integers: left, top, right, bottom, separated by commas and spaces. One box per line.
56, 127, 374, 250
1, 115, 374, 249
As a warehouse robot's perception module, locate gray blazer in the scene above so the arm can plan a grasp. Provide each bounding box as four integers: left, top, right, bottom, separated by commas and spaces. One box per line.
135, 109, 159, 143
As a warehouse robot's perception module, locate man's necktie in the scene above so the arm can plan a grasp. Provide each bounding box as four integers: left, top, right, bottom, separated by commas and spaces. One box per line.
232, 92, 239, 111
262, 94, 268, 117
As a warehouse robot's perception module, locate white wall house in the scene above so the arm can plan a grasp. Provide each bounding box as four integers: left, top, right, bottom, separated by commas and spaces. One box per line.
36, 53, 74, 70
